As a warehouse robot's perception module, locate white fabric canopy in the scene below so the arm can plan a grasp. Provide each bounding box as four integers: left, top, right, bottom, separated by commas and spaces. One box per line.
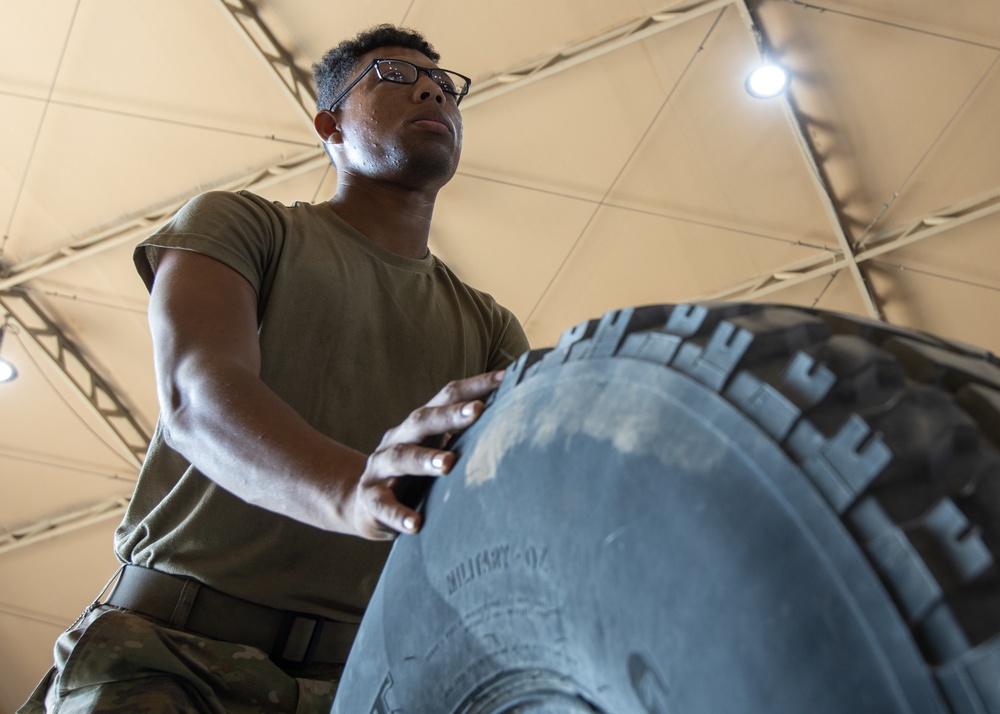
2, 1, 998, 703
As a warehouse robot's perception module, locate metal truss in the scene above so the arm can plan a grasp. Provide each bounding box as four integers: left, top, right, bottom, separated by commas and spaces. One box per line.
0, 291, 151, 468
694, 188, 1000, 301
459, 0, 885, 319
462, 0, 733, 109
0, 289, 143, 555
0, 65, 324, 555
0, 6, 320, 556
0, 496, 129, 555
466, 0, 985, 321
0, 443, 138, 482
732, 0, 883, 319
215, 0, 317, 123
0, 149, 326, 292
4, 0, 994, 554
4, 0, 989, 308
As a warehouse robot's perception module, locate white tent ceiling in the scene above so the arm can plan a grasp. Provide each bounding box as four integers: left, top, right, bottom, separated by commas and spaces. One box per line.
2, 0, 998, 705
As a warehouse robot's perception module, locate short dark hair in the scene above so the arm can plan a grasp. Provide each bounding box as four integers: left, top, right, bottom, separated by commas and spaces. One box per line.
312, 24, 441, 111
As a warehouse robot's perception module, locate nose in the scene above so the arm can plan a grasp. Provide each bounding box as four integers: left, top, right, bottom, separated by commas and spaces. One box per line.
414, 72, 445, 104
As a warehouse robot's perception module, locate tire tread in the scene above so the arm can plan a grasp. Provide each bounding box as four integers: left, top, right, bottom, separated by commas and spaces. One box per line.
501, 302, 1000, 685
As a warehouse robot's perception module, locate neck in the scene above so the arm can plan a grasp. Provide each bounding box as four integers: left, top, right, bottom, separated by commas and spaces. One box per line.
327, 173, 438, 259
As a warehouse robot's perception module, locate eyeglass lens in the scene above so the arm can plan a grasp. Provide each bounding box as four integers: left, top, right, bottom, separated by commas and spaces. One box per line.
375, 59, 467, 97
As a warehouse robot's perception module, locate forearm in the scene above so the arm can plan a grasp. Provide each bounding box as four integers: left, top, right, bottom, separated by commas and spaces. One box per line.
146, 249, 500, 541
162, 358, 367, 534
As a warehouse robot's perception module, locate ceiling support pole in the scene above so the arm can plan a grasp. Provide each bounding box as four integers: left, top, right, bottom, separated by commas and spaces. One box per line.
732, 0, 884, 320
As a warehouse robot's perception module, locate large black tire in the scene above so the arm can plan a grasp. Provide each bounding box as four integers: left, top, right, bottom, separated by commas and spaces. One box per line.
333, 303, 1000, 714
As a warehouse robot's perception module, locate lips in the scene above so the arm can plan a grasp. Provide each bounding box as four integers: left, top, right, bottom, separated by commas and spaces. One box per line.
410, 110, 454, 135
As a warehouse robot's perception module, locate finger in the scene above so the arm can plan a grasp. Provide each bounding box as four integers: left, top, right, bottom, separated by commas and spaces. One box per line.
366, 443, 456, 479
358, 483, 423, 537
388, 400, 485, 446
424, 371, 505, 408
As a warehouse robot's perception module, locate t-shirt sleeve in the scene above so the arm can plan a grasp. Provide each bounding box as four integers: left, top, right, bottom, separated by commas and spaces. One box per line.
133, 190, 277, 295
487, 306, 530, 371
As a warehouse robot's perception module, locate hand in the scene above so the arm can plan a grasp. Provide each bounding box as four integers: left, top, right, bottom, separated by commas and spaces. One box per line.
352, 370, 505, 540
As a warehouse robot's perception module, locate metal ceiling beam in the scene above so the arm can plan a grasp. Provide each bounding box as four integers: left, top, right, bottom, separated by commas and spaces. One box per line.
2, 3, 728, 288
0, 496, 129, 556
0, 443, 138, 482
214, 0, 317, 123
0, 0, 742, 569
0, 3, 325, 293
212, 0, 734, 116
3, 0, 989, 305
732, 0, 884, 320
0, 291, 150, 468
859, 189, 1000, 259
0, 7, 328, 558
0, 149, 327, 292
694, 188, 1000, 302
463, 0, 733, 109
0, 153, 329, 558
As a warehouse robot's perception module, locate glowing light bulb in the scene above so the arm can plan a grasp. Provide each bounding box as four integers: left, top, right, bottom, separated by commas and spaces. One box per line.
746, 64, 789, 98
0, 358, 15, 383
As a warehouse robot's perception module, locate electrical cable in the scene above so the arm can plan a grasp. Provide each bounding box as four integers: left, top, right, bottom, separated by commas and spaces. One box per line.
857, 53, 1000, 247
1, 0, 83, 262
524, 8, 729, 326
456, 169, 831, 250
785, 0, 1000, 51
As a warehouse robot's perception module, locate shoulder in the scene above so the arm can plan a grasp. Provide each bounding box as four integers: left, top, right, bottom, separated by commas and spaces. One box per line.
175, 190, 294, 225
134, 191, 303, 293
149, 190, 330, 245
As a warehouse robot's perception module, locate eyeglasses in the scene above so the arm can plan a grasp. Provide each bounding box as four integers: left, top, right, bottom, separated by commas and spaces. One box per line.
328, 58, 472, 109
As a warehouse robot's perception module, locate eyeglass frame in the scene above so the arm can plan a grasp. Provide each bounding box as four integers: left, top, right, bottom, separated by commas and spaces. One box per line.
326, 58, 472, 110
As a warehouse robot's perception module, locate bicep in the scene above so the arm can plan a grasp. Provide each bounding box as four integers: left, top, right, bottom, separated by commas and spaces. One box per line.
148, 248, 261, 409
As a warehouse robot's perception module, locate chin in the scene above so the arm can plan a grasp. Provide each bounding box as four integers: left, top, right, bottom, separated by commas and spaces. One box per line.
399, 150, 460, 189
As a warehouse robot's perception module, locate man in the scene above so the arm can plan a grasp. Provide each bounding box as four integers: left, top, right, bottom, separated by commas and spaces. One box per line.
22, 24, 528, 713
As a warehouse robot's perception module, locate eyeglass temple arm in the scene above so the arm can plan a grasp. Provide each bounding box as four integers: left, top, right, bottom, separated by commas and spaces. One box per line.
327, 61, 377, 111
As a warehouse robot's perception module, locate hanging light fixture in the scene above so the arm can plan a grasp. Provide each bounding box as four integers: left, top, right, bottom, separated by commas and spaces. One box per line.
0, 316, 17, 384
745, 62, 790, 98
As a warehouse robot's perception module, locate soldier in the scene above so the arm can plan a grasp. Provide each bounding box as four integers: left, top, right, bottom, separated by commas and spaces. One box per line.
22, 23, 527, 713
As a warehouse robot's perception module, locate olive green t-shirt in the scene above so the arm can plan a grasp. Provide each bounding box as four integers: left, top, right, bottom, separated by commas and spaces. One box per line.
117, 190, 528, 620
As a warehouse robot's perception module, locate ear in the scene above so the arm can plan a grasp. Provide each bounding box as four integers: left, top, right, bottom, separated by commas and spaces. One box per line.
314, 109, 342, 145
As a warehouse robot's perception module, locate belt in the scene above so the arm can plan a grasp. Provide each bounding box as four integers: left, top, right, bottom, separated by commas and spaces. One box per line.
105, 565, 359, 668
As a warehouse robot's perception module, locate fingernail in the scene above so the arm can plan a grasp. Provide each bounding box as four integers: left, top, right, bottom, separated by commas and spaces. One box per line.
431, 454, 446, 469
493, 371, 505, 382
461, 402, 476, 417
403, 516, 416, 531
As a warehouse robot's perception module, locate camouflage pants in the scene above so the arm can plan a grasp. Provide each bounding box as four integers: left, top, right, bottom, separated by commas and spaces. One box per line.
19, 605, 341, 713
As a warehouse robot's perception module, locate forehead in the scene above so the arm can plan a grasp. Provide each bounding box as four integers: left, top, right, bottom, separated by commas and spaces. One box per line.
355, 45, 437, 71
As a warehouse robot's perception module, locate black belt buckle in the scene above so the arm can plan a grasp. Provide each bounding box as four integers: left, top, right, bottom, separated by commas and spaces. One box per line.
273, 611, 325, 668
